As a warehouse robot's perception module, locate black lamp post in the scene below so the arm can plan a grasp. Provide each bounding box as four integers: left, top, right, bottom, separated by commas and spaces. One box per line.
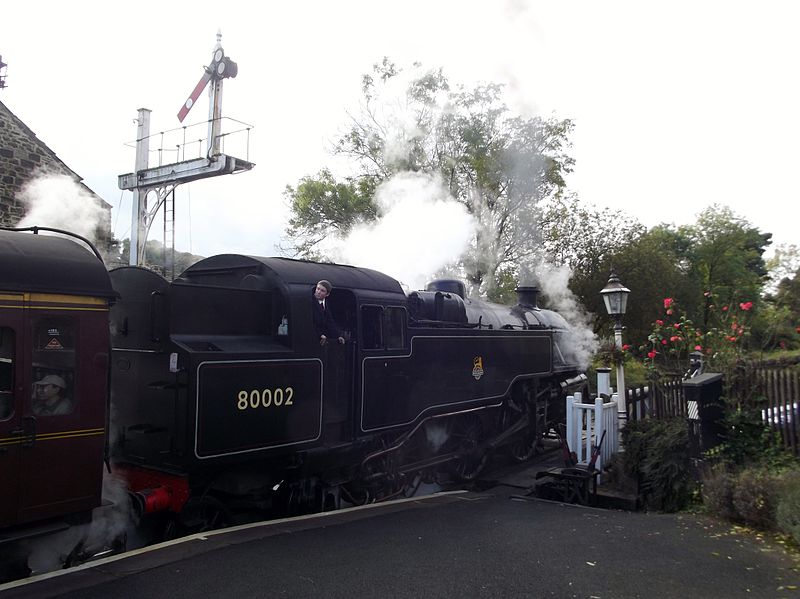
600, 270, 630, 420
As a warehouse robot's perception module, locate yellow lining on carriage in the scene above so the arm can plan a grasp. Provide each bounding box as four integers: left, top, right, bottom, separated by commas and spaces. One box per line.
0, 293, 109, 312
0, 427, 105, 446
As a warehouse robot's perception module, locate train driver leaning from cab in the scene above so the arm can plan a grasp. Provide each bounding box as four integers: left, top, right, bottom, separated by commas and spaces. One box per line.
312, 280, 345, 346
32, 374, 73, 416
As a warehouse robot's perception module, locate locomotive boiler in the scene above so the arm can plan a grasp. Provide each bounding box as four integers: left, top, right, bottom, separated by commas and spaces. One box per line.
0, 227, 586, 570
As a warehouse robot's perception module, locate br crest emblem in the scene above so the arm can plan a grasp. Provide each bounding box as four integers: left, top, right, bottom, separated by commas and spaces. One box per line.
472, 356, 484, 380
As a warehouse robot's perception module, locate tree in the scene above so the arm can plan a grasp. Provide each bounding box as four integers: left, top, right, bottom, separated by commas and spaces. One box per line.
540, 193, 644, 275
284, 59, 575, 297
759, 267, 800, 350
281, 169, 377, 259
569, 225, 694, 347
765, 243, 800, 296
109, 238, 204, 278
680, 205, 771, 330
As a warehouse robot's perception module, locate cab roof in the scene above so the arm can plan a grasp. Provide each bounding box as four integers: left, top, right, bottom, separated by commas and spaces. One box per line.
177, 254, 405, 296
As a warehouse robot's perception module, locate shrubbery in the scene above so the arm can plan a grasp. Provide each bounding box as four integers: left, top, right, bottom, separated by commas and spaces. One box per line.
701, 465, 800, 545
620, 418, 696, 512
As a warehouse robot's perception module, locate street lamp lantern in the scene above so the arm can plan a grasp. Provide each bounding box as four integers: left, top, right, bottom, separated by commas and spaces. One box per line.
600, 270, 630, 318
600, 270, 630, 424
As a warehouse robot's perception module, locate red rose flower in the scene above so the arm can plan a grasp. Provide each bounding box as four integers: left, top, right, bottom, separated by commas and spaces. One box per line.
647, 351, 657, 359
663, 298, 674, 309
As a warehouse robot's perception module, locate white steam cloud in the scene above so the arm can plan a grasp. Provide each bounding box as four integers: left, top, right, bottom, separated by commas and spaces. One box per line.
17, 175, 107, 245
24, 474, 135, 577
327, 172, 475, 291
536, 263, 599, 370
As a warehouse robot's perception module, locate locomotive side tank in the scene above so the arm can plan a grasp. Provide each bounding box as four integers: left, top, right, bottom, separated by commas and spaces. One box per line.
110, 254, 584, 520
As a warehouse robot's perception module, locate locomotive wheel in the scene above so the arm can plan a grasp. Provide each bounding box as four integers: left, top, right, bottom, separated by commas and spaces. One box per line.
179, 495, 231, 533
503, 389, 544, 463
450, 414, 488, 482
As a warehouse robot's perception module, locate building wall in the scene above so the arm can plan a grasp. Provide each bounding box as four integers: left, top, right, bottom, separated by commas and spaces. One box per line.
0, 99, 111, 241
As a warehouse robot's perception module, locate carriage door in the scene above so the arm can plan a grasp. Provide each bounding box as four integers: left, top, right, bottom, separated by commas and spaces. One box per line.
17, 313, 103, 524
0, 296, 24, 526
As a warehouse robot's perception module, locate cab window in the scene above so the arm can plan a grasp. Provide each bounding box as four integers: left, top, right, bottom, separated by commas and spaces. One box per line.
31, 317, 76, 417
385, 307, 406, 350
361, 306, 383, 350
0, 327, 14, 420
361, 306, 406, 351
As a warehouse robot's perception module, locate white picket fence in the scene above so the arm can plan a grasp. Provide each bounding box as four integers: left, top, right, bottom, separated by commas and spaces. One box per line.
565, 391, 619, 482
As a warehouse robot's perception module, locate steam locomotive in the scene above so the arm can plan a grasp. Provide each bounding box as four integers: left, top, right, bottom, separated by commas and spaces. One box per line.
0, 227, 585, 569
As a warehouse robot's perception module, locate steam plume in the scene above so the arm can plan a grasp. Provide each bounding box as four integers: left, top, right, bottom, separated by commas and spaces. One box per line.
16, 174, 107, 246
328, 172, 475, 291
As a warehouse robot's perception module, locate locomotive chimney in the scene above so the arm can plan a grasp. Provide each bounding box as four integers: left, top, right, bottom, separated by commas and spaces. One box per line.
515, 286, 540, 309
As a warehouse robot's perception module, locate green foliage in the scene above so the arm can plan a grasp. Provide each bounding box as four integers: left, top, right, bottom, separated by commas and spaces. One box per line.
732, 467, 779, 528
282, 169, 378, 257
758, 262, 800, 351
620, 418, 696, 512
707, 404, 794, 470
702, 465, 785, 529
284, 59, 575, 296
583, 208, 772, 353
700, 466, 738, 520
776, 470, 800, 544
682, 205, 771, 328
108, 238, 204, 278
640, 295, 756, 376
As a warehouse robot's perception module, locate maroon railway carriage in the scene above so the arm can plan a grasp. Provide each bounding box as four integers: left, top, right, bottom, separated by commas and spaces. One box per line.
0, 229, 115, 540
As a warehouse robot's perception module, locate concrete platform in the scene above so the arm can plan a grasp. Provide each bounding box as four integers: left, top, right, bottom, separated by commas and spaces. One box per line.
3, 487, 799, 598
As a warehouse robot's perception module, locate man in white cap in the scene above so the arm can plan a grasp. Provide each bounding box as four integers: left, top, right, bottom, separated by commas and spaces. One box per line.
33, 374, 73, 416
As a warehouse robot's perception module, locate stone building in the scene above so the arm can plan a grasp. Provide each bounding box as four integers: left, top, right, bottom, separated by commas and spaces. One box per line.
0, 98, 111, 241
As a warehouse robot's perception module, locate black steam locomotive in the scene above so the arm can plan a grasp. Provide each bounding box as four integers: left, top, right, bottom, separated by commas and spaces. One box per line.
0, 228, 585, 561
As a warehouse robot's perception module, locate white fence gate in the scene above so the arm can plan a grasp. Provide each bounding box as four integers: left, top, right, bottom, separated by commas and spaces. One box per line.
565, 391, 619, 482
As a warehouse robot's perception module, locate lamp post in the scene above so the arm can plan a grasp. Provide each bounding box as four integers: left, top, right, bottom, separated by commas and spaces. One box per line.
600, 270, 631, 422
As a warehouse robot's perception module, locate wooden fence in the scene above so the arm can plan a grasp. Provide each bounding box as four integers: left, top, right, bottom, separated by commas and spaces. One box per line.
623, 376, 685, 422
756, 366, 800, 456
621, 363, 800, 457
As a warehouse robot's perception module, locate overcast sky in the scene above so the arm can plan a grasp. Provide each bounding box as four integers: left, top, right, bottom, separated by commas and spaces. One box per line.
2, 0, 798, 263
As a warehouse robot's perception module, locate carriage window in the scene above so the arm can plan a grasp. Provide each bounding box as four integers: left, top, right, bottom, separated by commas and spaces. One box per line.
0, 327, 14, 420
361, 306, 383, 350
31, 317, 76, 417
385, 308, 405, 350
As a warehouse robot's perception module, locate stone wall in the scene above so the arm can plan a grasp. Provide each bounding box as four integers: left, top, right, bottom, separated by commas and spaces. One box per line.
0, 99, 111, 237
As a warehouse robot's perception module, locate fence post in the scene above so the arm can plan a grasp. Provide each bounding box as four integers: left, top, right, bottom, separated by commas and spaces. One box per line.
566, 393, 575, 460
594, 397, 604, 474
597, 368, 612, 397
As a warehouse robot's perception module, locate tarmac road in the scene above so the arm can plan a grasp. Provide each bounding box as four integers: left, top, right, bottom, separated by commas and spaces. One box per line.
2, 489, 799, 599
